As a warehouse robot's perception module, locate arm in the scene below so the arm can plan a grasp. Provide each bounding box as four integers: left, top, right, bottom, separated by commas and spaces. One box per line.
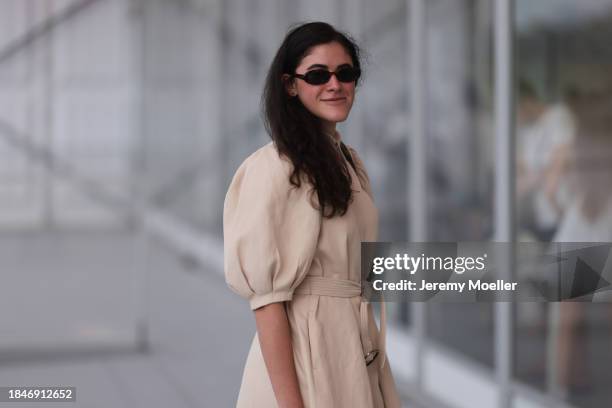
254, 302, 304, 408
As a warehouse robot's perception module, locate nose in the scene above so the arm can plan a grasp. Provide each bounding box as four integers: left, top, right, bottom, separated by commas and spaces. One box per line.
326, 73, 341, 90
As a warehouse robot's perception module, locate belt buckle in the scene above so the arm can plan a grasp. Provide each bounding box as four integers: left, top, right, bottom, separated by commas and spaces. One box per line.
365, 349, 379, 366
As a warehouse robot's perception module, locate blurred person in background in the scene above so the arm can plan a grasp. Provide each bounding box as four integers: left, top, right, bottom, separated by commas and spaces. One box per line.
553, 89, 612, 242
517, 80, 577, 242
223, 22, 400, 408
553, 88, 612, 399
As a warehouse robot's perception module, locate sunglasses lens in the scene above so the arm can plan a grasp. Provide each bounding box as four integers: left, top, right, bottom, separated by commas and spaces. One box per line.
298, 67, 361, 85
336, 67, 360, 83
304, 70, 331, 85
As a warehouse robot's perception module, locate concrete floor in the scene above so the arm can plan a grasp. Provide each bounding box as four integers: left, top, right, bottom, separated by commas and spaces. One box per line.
0, 230, 414, 408
9, 229, 610, 407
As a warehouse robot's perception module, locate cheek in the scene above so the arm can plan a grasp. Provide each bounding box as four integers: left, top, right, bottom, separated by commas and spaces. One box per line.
297, 88, 321, 107
345, 88, 356, 106
345, 84, 355, 98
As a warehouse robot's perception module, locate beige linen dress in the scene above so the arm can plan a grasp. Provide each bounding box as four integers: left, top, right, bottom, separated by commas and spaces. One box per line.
224, 135, 401, 408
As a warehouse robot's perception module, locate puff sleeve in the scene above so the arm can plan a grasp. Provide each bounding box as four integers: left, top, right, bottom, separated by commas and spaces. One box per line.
223, 144, 322, 310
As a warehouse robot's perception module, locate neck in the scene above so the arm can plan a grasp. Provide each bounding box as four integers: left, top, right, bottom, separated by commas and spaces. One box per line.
323, 125, 341, 145
323, 121, 337, 135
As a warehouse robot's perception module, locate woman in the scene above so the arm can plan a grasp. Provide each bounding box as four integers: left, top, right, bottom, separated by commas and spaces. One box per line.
224, 22, 401, 408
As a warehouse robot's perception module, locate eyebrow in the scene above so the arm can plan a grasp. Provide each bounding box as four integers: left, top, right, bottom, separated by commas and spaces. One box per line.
306, 63, 352, 70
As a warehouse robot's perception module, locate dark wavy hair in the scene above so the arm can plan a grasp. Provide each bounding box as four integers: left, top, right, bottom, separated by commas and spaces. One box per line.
261, 22, 364, 217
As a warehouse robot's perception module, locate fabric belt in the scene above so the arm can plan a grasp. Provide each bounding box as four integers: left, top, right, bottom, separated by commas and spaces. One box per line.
294, 276, 386, 369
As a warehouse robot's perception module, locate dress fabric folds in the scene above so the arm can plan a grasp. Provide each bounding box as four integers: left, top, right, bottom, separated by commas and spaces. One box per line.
224, 140, 401, 408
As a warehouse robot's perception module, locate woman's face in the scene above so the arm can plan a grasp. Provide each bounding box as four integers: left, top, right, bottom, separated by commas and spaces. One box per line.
284, 42, 356, 134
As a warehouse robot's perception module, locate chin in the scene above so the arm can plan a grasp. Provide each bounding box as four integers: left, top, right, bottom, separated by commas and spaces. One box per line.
320, 112, 349, 123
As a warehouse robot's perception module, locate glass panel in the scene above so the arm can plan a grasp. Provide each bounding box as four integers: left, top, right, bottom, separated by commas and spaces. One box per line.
359, 0, 411, 326
515, 1, 612, 406
0, 0, 142, 359
424, 0, 495, 368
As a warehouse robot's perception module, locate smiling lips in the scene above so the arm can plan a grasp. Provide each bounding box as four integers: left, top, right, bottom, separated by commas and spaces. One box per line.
321, 97, 346, 104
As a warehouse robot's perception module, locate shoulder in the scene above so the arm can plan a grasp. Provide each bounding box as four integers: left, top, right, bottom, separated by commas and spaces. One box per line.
545, 104, 576, 127
231, 142, 294, 186
241, 142, 290, 173
548, 103, 572, 117
541, 104, 576, 142
225, 142, 306, 207
224, 142, 320, 219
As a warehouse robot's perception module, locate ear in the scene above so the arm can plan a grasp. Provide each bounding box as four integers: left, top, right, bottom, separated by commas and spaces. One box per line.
282, 74, 297, 97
